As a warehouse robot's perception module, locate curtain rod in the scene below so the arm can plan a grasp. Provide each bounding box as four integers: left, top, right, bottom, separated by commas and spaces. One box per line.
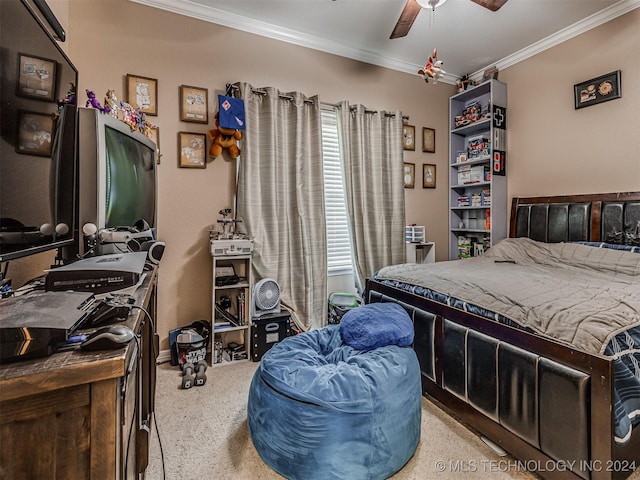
228, 83, 408, 120
227, 83, 315, 105
322, 102, 409, 120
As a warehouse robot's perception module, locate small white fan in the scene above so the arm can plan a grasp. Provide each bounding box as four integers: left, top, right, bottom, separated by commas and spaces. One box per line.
252, 278, 281, 318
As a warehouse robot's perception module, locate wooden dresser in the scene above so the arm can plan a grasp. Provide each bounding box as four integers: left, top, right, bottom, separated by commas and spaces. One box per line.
0, 269, 158, 479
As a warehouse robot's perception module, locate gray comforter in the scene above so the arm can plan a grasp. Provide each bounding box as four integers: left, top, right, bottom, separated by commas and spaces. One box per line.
376, 238, 640, 355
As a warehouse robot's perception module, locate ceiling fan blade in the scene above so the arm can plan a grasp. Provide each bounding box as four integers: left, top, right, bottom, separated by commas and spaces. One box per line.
390, 0, 421, 39
469, 0, 509, 12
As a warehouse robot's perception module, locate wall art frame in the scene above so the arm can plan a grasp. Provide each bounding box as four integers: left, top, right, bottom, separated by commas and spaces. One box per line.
16, 110, 56, 157
403, 162, 415, 188
423, 163, 436, 188
178, 131, 206, 168
574, 70, 621, 109
126, 74, 158, 116
422, 127, 435, 153
179, 85, 208, 123
16, 53, 57, 102
403, 124, 416, 151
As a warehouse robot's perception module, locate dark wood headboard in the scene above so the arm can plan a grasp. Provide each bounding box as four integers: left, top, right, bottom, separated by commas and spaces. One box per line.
509, 191, 640, 245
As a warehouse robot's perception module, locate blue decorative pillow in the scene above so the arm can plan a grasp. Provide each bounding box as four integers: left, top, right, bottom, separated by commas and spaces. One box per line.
576, 241, 640, 254
339, 302, 414, 350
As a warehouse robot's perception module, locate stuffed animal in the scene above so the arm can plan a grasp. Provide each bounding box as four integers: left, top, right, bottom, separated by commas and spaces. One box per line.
418, 48, 446, 84
207, 113, 242, 159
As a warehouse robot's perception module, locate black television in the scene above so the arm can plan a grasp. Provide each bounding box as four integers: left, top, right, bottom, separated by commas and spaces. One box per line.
0, 0, 78, 263
77, 108, 158, 256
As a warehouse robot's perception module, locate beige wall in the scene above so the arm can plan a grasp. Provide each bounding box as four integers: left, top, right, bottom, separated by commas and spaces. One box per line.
499, 8, 640, 202
10, 2, 639, 351
62, 0, 452, 348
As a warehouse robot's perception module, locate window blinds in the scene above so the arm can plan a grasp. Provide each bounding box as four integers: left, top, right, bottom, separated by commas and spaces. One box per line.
321, 109, 353, 275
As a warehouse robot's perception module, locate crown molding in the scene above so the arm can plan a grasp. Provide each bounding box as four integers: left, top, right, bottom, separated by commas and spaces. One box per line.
133, 0, 639, 85
132, 0, 426, 73
470, 0, 640, 80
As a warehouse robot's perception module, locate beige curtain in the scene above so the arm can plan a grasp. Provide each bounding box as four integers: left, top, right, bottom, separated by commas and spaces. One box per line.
235, 83, 327, 330
338, 102, 406, 292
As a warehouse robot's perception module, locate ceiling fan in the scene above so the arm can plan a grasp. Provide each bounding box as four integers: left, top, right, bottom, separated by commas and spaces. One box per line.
390, 0, 509, 39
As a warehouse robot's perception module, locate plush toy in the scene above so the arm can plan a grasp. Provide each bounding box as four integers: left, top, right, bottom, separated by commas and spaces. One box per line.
418, 48, 446, 84
207, 112, 242, 159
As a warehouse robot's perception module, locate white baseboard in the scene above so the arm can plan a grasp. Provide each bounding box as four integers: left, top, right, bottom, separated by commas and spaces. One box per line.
156, 349, 172, 364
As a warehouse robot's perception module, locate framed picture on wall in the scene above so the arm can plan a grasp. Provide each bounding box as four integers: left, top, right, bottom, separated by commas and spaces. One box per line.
126, 74, 158, 116
574, 70, 621, 109
422, 127, 435, 153
178, 131, 206, 168
179, 85, 208, 123
403, 162, 415, 188
16, 110, 56, 156
16, 53, 57, 102
423, 164, 436, 188
402, 125, 415, 151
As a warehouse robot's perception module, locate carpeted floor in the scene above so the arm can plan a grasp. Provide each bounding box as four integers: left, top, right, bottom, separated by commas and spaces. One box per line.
146, 359, 540, 480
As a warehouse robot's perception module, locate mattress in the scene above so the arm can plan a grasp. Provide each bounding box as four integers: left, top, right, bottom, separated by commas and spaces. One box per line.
374, 238, 640, 445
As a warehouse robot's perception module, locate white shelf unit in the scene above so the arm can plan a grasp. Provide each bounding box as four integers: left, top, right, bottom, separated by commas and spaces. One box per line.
211, 253, 253, 366
448, 80, 507, 260
406, 242, 436, 264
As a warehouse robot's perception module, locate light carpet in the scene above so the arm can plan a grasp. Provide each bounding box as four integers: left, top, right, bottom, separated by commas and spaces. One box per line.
145, 360, 639, 480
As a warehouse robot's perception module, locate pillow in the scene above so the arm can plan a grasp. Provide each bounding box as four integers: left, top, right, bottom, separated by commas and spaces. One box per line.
339, 302, 414, 351
576, 241, 640, 254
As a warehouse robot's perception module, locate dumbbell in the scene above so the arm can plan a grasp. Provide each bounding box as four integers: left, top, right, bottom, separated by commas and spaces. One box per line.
195, 360, 208, 386
181, 362, 195, 389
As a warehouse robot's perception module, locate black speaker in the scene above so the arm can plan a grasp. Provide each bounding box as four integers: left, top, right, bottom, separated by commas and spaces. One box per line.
140, 241, 165, 265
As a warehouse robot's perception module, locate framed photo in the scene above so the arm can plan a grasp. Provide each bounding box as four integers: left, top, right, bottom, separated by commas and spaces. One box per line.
178, 131, 206, 168
422, 127, 435, 153
402, 125, 415, 151
126, 74, 158, 116
179, 85, 208, 123
16, 110, 56, 157
574, 70, 621, 109
403, 162, 415, 189
482, 66, 499, 82
148, 126, 161, 164
423, 164, 436, 188
16, 53, 57, 102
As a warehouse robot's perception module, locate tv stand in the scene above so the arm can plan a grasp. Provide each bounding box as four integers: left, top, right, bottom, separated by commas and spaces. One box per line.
0, 268, 158, 479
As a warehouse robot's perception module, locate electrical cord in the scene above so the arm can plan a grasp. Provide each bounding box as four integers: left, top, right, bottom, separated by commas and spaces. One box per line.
123, 334, 141, 477
131, 305, 157, 359
77, 239, 130, 260
152, 410, 167, 480
130, 304, 165, 478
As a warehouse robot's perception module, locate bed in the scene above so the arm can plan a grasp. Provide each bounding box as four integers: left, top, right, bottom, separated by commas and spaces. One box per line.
364, 192, 640, 480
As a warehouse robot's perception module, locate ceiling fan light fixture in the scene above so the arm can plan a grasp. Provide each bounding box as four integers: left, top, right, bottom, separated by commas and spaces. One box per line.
416, 0, 449, 9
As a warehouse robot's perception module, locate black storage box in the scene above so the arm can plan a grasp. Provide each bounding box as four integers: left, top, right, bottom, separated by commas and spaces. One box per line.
251, 311, 291, 361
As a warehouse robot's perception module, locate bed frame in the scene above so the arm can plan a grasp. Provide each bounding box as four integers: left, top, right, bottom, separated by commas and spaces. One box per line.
365, 192, 640, 480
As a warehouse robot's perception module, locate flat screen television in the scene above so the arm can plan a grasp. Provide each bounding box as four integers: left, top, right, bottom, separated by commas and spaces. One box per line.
0, 0, 78, 263
77, 108, 158, 256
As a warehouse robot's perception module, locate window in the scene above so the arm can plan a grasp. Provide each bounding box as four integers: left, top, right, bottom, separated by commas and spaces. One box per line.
321, 108, 353, 275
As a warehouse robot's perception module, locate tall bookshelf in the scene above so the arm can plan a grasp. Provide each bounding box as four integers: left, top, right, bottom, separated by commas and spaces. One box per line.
448, 79, 507, 260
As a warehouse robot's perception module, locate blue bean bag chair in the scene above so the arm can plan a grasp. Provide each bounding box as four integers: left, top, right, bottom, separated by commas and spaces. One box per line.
248, 303, 422, 480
